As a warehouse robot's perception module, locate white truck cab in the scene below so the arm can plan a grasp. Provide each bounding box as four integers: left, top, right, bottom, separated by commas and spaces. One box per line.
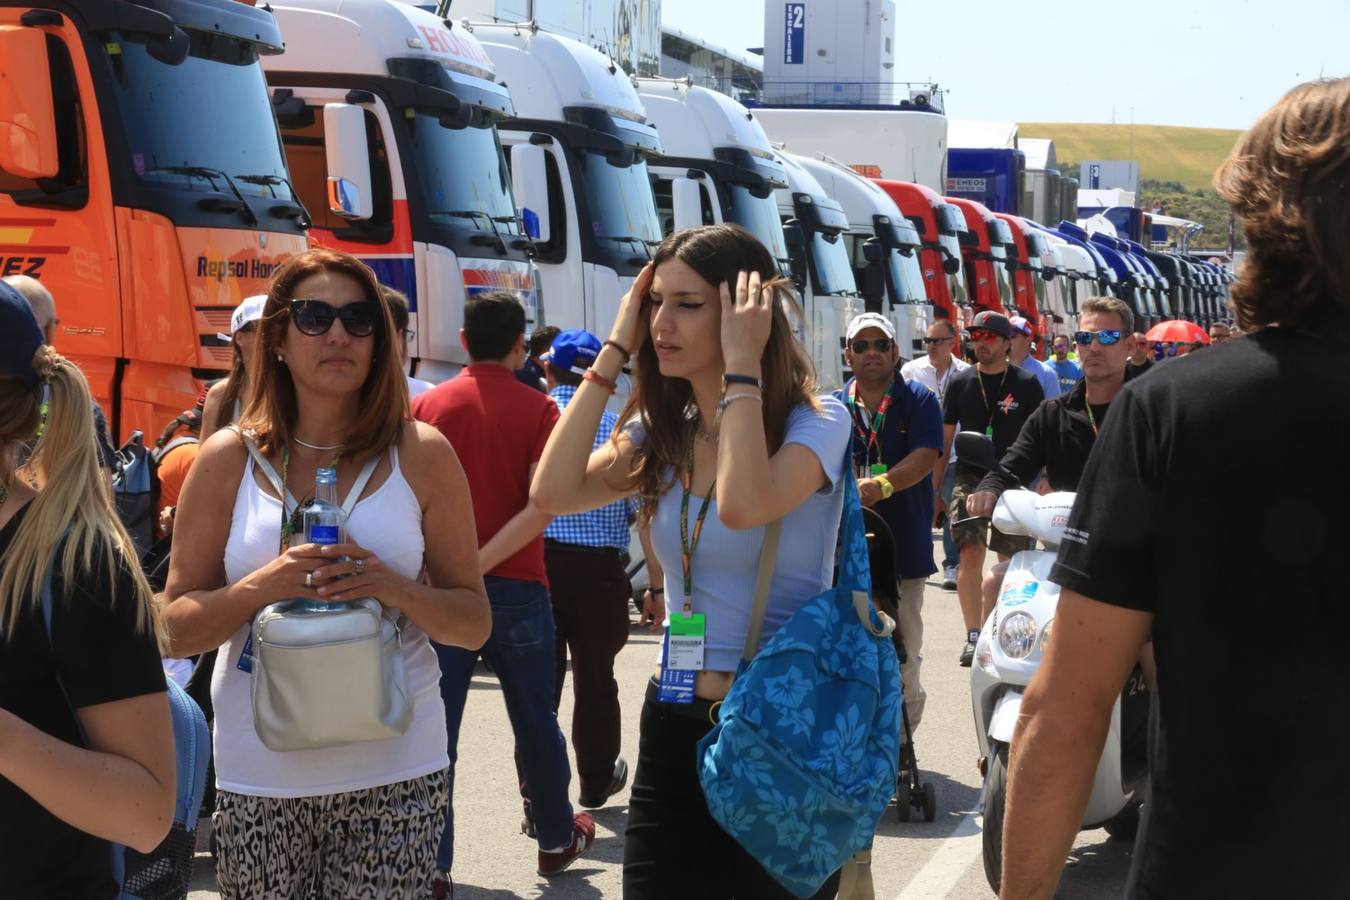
635, 77, 792, 273
792, 155, 934, 364
471, 21, 663, 342
774, 150, 864, 390
266, 0, 538, 383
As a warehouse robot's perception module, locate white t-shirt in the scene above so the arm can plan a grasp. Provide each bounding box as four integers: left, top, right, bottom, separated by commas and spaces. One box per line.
900, 354, 970, 462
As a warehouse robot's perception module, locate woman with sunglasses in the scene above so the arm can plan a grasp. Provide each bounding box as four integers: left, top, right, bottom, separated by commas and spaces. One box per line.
532, 224, 852, 899
163, 247, 492, 898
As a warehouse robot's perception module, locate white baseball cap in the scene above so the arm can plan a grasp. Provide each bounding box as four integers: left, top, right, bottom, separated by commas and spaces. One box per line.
217, 295, 268, 342
846, 312, 896, 341
1008, 315, 1034, 336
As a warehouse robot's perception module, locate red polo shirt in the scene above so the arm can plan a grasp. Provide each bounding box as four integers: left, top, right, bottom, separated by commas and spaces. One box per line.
413, 364, 559, 586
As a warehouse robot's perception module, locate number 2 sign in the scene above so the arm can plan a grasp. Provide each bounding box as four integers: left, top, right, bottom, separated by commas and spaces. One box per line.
784, 3, 805, 65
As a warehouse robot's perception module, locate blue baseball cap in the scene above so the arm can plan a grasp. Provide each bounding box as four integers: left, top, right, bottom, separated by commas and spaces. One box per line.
0, 280, 43, 391
544, 329, 602, 374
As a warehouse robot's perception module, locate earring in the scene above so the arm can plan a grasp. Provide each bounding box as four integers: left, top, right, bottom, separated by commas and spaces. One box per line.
276, 353, 285, 363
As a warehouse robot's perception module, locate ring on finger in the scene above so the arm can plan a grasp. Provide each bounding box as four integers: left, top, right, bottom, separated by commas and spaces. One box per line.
305, 571, 314, 588
354, 558, 366, 576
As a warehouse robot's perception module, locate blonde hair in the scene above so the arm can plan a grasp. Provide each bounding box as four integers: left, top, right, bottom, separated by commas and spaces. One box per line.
0, 346, 159, 642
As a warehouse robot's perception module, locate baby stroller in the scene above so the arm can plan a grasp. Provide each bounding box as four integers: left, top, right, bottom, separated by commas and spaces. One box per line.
861, 506, 937, 823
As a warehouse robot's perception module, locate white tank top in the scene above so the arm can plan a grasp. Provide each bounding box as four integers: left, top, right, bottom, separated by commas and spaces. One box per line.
211, 444, 449, 798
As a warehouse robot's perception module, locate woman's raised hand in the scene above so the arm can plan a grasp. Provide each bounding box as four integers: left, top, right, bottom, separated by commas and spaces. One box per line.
720, 270, 774, 374
609, 262, 655, 358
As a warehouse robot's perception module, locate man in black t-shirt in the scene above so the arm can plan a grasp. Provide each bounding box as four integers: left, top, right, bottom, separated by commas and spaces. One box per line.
999, 78, 1350, 899
931, 310, 1044, 666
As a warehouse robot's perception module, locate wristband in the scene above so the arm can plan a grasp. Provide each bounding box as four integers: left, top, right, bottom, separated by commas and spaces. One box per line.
723, 373, 762, 389
582, 368, 617, 394
875, 474, 895, 499
649, 587, 664, 596
603, 339, 632, 362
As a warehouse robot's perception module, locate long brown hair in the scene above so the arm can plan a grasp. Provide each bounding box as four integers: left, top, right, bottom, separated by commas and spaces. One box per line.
1213, 77, 1350, 336
239, 247, 408, 458
213, 344, 248, 434
619, 224, 819, 514
0, 347, 157, 642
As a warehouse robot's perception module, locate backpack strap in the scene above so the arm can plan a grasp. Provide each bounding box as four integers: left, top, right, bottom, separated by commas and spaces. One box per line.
740, 519, 783, 662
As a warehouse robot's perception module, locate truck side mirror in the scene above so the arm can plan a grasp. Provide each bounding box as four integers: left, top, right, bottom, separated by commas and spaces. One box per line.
323, 103, 373, 220
0, 27, 58, 179
671, 177, 703, 232
861, 238, 886, 264
943, 254, 961, 276
782, 220, 808, 291
510, 142, 551, 244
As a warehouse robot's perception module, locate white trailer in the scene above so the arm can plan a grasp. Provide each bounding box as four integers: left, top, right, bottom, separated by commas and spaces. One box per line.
754, 107, 949, 193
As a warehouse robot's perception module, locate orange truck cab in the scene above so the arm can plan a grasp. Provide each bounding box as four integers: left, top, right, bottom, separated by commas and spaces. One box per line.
0, 1, 307, 442
873, 178, 968, 326
944, 196, 1015, 323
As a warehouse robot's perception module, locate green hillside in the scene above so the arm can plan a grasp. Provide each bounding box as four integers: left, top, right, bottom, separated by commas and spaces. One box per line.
1017, 123, 1243, 191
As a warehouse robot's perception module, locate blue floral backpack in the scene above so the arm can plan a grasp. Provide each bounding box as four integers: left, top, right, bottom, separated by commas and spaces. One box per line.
697, 458, 902, 898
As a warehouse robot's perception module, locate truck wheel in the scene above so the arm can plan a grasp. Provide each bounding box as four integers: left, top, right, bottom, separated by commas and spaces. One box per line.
982, 742, 1009, 894
1104, 804, 1141, 841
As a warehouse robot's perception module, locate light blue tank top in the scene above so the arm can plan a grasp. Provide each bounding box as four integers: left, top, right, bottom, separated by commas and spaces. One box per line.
647, 396, 851, 672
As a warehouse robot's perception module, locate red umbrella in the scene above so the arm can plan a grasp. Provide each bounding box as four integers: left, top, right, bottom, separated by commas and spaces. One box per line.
1145, 320, 1209, 345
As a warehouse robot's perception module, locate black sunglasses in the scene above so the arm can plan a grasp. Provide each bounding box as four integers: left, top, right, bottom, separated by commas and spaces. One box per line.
922, 336, 953, 346
1073, 329, 1123, 346
850, 337, 894, 354
290, 299, 381, 337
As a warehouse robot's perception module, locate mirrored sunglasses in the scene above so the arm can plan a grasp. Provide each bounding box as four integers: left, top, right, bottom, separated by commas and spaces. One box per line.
1073, 329, 1122, 346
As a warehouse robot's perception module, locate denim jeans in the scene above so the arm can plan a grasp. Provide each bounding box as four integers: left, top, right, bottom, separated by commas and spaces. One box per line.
434, 577, 574, 870
940, 464, 959, 569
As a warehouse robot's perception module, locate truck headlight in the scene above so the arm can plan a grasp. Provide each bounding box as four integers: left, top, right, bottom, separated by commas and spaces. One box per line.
999, 612, 1038, 659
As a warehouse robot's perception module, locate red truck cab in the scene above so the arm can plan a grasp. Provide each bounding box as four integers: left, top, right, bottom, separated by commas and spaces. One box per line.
873, 178, 968, 325
993, 212, 1041, 337
944, 197, 1014, 322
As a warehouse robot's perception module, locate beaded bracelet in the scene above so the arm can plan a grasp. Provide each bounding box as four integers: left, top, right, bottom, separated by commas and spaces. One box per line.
602, 339, 632, 362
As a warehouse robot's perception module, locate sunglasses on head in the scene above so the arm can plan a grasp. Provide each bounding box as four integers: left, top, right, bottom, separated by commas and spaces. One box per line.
967, 330, 1003, 343
850, 337, 894, 354
290, 299, 381, 337
1073, 329, 1122, 346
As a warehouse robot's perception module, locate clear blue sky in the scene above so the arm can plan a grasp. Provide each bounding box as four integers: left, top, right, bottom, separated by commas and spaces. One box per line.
661, 0, 1350, 130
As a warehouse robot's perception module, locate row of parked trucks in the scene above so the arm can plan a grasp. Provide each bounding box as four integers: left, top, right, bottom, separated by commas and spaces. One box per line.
0, 0, 1231, 440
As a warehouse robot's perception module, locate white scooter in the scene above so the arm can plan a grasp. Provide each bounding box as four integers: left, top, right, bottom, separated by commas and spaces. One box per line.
953, 432, 1149, 894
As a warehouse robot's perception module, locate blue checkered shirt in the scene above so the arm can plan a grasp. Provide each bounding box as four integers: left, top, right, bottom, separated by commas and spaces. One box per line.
543, 385, 635, 549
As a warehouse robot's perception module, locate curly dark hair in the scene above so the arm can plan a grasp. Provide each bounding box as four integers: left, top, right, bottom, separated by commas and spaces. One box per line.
1214, 78, 1350, 337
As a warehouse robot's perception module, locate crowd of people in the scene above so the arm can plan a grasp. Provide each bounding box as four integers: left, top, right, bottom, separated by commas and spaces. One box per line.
1, 76, 1347, 900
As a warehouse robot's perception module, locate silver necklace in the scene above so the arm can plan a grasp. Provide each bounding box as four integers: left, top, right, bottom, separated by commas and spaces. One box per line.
294, 436, 343, 451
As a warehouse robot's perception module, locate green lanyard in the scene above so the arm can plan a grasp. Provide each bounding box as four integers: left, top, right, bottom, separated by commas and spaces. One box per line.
678, 435, 715, 614
1085, 402, 1100, 438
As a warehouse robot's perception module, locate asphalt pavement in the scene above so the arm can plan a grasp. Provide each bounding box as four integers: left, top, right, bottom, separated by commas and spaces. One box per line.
189, 547, 1135, 899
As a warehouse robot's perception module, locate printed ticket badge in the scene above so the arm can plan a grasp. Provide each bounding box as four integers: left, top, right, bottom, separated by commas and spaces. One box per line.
658, 613, 706, 705
237, 634, 254, 674
870, 463, 888, 477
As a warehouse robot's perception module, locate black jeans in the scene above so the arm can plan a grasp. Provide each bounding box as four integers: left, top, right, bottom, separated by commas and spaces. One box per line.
622, 683, 842, 900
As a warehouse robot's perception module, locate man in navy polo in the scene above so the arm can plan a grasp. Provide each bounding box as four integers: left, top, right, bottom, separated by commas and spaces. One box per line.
834, 313, 943, 728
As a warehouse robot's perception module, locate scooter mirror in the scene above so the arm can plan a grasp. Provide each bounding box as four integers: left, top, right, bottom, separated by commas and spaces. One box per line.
954, 430, 997, 472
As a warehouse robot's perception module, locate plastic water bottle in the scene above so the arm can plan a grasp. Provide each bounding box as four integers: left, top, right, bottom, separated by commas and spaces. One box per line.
302, 467, 346, 610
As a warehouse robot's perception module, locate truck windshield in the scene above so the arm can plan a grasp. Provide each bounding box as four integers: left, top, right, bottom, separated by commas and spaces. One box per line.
728, 184, 791, 272
112, 31, 292, 200
579, 151, 663, 265
410, 113, 521, 238
810, 231, 858, 297
888, 249, 927, 305
934, 204, 968, 304
990, 245, 1015, 308
1029, 256, 1049, 311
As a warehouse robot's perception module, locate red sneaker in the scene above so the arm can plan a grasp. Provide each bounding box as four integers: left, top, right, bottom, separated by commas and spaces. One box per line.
431, 869, 453, 899
536, 812, 596, 877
